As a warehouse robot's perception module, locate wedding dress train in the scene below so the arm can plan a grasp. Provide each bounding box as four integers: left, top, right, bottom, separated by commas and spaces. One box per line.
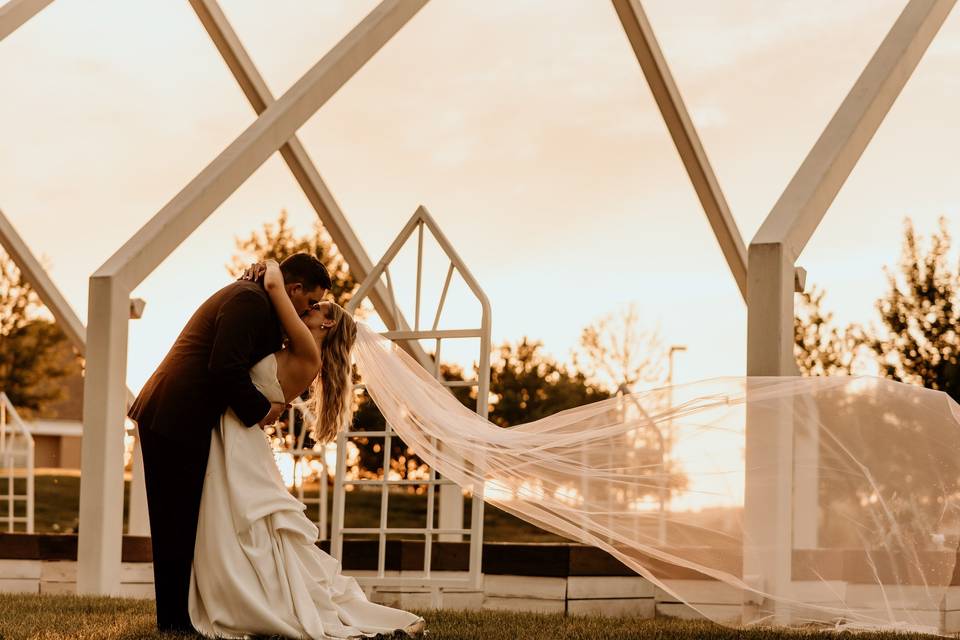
188, 353, 422, 639
186, 323, 960, 634
350, 322, 960, 634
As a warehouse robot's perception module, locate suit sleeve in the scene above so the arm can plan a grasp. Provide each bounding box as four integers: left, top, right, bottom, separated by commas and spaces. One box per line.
208, 289, 274, 428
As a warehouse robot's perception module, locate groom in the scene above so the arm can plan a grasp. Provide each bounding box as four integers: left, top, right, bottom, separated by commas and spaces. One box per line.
129, 253, 331, 632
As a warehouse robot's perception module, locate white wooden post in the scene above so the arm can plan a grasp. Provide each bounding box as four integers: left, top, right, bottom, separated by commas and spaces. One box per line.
743, 243, 797, 624
77, 276, 130, 594
743, 0, 954, 622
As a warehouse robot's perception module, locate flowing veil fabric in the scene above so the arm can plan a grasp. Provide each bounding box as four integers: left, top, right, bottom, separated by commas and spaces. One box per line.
353, 322, 960, 633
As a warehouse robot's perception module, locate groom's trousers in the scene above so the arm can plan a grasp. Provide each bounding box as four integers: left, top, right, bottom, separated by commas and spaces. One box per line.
138, 423, 211, 632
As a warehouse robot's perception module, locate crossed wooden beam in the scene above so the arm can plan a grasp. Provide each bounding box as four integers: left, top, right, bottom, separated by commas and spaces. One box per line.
1, 0, 954, 598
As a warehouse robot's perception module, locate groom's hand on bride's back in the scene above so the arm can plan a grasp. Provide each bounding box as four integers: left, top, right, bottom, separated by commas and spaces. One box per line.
258, 402, 288, 429
239, 261, 267, 285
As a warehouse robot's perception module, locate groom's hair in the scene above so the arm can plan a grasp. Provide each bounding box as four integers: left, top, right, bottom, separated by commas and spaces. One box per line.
279, 253, 332, 292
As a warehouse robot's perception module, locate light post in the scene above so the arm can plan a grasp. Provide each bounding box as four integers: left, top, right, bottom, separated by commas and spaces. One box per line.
667, 345, 687, 386
660, 345, 687, 544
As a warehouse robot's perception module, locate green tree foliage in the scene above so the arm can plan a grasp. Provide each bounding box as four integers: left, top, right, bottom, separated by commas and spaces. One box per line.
348, 362, 471, 482
868, 218, 960, 399
791, 219, 960, 547
229, 210, 357, 306
349, 342, 610, 482
0, 251, 78, 417
794, 286, 861, 376
794, 218, 960, 401
488, 339, 609, 428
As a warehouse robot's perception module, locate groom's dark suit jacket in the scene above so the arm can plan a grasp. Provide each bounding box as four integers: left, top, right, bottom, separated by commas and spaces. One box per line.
129, 280, 283, 442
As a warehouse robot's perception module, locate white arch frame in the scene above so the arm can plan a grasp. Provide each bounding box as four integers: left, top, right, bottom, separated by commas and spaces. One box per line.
334, 205, 491, 595
0, 392, 34, 533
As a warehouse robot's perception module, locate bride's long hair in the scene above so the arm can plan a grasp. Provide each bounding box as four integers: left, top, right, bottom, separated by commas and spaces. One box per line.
310, 303, 357, 443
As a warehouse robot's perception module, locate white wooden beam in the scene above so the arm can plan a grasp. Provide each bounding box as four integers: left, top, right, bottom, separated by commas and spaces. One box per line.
0, 208, 86, 352
189, 0, 432, 369
752, 0, 955, 259
77, 276, 131, 594
0, 0, 52, 42
612, 0, 748, 300
95, 0, 428, 290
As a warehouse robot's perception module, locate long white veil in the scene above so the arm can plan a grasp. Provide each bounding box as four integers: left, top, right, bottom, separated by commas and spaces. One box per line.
352, 322, 960, 632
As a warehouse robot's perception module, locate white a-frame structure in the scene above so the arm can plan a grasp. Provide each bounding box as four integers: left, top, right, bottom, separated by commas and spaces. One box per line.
3, 0, 955, 619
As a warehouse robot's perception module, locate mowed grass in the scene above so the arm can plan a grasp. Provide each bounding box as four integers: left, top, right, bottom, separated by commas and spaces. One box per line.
30, 474, 130, 534
28, 474, 562, 541
0, 594, 939, 640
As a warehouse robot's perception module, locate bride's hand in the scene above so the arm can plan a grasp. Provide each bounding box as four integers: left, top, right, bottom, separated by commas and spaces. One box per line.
263, 259, 283, 291
239, 261, 266, 283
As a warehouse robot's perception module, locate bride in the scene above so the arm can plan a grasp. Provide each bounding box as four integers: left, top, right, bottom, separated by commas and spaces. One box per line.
188, 259, 424, 639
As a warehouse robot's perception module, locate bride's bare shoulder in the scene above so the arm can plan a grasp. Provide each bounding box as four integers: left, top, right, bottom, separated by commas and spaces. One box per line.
273, 348, 315, 402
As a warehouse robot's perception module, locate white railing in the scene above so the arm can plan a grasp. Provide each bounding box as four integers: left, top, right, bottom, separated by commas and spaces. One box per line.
0, 392, 34, 533
271, 400, 332, 540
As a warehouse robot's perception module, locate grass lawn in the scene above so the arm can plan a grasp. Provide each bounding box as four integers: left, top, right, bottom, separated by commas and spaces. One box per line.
0, 594, 937, 640
30, 474, 563, 541
31, 474, 130, 535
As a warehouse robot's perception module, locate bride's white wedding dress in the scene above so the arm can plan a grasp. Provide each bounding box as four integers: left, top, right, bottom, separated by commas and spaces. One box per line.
188, 353, 422, 639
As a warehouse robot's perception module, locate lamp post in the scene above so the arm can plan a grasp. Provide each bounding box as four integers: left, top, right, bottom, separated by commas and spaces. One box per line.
667, 345, 687, 386
660, 345, 687, 544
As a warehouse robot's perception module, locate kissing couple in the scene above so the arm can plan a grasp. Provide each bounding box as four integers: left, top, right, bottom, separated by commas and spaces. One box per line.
130, 253, 424, 638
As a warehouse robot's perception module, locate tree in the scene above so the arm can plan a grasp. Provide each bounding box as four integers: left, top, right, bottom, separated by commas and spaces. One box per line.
488, 338, 610, 428
794, 218, 960, 393
575, 307, 687, 514
790, 218, 960, 547
229, 210, 357, 306
577, 303, 664, 392
794, 286, 863, 376
0, 251, 78, 417
348, 361, 471, 483
868, 217, 960, 400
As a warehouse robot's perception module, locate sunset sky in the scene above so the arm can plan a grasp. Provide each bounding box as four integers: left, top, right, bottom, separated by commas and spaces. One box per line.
3, 0, 960, 392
